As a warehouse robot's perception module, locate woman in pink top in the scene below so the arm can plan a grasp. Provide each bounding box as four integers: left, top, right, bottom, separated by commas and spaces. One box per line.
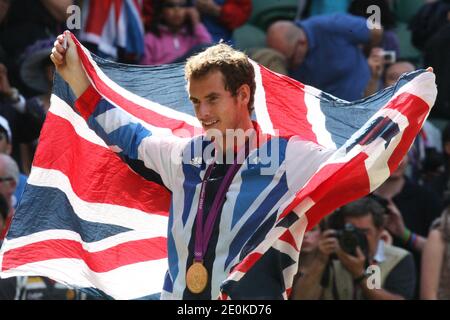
141, 0, 213, 66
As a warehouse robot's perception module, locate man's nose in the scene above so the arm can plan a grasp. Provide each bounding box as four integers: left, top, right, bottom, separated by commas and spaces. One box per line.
197, 102, 211, 118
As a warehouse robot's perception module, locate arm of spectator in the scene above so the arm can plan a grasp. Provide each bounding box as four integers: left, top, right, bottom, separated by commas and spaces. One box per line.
420, 229, 444, 299
385, 199, 426, 252
40, 0, 73, 23
195, 0, 221, 17
0, 64, 26, 113
368, 24, 383, 51
186, 8, 213, 45
193, 23, 213, 45
364, 47, 384, 97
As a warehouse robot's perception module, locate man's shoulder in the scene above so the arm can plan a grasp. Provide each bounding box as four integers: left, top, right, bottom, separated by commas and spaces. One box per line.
383, 243, 411, 260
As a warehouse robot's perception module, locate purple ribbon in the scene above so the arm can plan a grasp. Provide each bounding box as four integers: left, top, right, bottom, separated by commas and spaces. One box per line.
194, 144, 250, 262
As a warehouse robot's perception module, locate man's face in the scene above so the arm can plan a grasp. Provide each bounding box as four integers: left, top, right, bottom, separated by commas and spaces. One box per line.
0, 161, 15, 208
384, 62, 415, 88
162, 0, 188, 29
301, 226, 321, 253
344, 214, 382, 260
188, 70, 250, 140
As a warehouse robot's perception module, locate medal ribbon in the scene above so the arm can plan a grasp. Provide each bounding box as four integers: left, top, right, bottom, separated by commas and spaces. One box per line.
194, 142, 250, 263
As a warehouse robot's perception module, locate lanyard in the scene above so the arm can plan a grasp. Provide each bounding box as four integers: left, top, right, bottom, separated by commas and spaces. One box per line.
193, 143, 250, 263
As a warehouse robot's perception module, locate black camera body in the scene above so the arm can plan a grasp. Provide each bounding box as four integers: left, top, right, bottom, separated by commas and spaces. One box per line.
335, 223, 369, 258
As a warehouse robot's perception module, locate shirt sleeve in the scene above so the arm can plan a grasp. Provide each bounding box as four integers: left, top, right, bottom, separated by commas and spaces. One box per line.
220, 0, 252, 30
74, 85, 188, 191
383, 253, 416, 299
309, 13, 370, 45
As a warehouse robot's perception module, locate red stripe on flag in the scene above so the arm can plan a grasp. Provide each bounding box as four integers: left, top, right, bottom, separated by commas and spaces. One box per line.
279, 230, 299, 252
71, 33, 198, 137
303, 153, 370, 230
231, 252, 262, 274
259, 67, 318, 144
2, 237, 167, 273
385, 92, 429, 173
33, 112, 171, 216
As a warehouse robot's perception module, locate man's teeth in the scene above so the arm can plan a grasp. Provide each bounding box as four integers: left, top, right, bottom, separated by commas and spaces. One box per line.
203, 120, 219, 126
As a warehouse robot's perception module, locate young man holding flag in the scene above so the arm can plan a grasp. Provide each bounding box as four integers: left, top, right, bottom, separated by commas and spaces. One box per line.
44, 31, 436, 299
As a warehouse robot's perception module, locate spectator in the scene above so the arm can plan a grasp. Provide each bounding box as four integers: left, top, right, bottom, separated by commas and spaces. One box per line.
19, 38, 55, 174
421, 206, 450, 299
247, 48, 288, 75
141, 0, 212, 66
0, 0, 72, 96
0, 115, 27, 209
410, 0, 450, 120
0, 153, 19, 240
373, 156, 443, 297
0, 61, 39, 174
348, 0, 400, 56
266, 13, 383, 101
292, 197, 416, 300
195, 0, 252, 44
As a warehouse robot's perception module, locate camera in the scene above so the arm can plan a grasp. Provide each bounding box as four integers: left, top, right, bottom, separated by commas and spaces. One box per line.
334, 223, 369, 258
382, 50, 396, 64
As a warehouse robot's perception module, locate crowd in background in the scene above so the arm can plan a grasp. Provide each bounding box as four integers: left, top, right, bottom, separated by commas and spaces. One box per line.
0, 0, 449, 300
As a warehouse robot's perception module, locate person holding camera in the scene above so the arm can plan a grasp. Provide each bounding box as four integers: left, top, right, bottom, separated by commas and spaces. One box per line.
291, 197, 416, 300
141, 0, 212, 66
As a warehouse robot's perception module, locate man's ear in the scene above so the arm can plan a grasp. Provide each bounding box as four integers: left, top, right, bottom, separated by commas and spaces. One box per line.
6, 143, 12, 156
237, 84, 250, 105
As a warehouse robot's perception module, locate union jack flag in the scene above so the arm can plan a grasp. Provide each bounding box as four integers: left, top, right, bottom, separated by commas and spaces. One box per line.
80, 0, 145, 60
0, 34, 436, 300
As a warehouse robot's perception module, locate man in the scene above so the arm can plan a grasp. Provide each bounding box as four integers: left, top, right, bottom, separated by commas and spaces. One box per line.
266, 13, 383, 101
51, 31, 333, 299
373, 155, 442, 298
0, 115, 27, 208
292, 197, 416, 300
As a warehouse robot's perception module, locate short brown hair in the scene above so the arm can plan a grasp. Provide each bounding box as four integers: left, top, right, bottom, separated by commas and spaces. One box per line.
185, 43, 256, 114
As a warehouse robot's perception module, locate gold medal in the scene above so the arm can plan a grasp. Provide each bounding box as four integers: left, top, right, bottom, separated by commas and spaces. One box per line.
186, 261, 208, 294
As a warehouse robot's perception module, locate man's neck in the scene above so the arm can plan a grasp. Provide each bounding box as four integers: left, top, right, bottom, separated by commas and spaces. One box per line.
216, 120, 254, 156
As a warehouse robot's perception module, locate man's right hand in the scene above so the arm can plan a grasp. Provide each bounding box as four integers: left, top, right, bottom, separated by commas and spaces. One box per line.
317, 229, 338, 262
50, 31, 90, 98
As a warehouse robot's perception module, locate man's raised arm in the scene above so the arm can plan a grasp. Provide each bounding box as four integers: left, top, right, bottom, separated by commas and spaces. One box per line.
50, 31, 90, 98
50, 32, 186, 191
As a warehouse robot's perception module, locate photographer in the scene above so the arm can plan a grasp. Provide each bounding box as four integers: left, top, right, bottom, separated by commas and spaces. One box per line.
292, 197, 416, 300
